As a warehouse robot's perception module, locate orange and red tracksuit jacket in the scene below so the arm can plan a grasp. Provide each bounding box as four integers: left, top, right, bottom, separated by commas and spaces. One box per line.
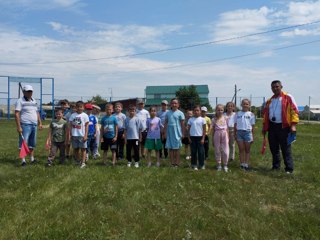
262, 91, 299, 132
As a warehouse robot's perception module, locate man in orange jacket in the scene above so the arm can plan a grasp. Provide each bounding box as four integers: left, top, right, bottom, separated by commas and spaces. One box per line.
262, 80, 299, 173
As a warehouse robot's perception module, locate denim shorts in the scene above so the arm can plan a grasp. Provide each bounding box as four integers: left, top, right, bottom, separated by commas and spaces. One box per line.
71, 136, 87, 149
19, 123, 37, 149
236, 130, 253, 142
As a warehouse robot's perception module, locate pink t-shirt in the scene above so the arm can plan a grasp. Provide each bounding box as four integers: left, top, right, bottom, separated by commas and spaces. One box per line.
211, 116, 228, 131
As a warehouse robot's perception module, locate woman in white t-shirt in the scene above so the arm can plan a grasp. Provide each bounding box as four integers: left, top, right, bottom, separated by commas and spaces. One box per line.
234, 99, 255, 171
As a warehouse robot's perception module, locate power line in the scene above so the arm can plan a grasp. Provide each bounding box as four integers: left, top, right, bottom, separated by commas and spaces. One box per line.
1, 20, 320, 66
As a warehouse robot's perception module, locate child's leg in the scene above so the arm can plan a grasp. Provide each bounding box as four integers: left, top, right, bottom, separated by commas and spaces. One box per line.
111, 150, 116, 166
228, 128, 235, 161
237, 141, 245, 165
221, 132, 229, 166
155, 150, 160, 166
59, 142, 66, 163
133, 140, 140, 162
103, 149, 108, 165
169, 149, 174, 165
48, 142, 58, 164
198, 138, 205, 168
214, 132, 222, 166
174, 149, 181, 166
81, 148, 86, 164
190, 137, 197, 167
74, 148, 80, 162
244, 142, 251, 165
126, 141, 132, 163
147, 150, 152, 166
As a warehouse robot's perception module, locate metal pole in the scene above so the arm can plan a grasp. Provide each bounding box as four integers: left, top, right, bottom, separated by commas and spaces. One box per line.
7, 77, 10, 120
52, 78, 55, 120
308, 96, 311, 123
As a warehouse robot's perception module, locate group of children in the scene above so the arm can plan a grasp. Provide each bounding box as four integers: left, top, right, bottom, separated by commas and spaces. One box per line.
46, 98, 255, 171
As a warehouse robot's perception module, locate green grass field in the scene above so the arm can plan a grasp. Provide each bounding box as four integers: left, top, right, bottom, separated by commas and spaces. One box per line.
0, 120, 319, 239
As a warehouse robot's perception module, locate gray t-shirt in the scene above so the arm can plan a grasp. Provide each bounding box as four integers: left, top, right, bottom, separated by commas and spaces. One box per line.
113, 112, 126, 130
124, 116, 142, 140
50, 118, 68, 142
15, 97, 39, 125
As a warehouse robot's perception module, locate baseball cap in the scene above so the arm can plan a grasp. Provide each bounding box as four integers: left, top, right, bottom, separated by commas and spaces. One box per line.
201, 106, 208, 112
85, 103, 93, 110
161, 100, 168, 105
23, 85, 33, 92
137, 98, 144, 104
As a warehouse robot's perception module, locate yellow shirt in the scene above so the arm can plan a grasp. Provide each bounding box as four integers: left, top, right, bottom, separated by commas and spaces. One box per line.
204, 116, 211, 135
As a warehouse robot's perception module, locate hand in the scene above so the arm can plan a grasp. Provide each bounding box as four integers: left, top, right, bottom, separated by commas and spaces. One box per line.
112, 137, 117, 143
17, 127, 23, 135
200, 139, 204, 145
291, 125, 296, 132
83, 136, 87, 142
38, 123, 43, 130
188, 138, 191, 144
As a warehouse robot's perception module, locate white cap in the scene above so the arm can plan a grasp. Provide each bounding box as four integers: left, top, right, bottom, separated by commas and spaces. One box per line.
161, 100, 168, 105
23, 85, 33, 91
201, 106, 207, 112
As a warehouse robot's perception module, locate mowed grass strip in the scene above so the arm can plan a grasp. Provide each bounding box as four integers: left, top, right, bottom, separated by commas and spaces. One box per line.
0, 120, 319, 239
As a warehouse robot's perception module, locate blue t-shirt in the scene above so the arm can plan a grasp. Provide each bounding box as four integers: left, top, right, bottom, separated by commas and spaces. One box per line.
101, 115, 118, 139
88, 114, 97, 136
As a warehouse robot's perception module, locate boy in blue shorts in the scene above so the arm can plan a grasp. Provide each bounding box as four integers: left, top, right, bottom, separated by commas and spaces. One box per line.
100, 103, 118, 166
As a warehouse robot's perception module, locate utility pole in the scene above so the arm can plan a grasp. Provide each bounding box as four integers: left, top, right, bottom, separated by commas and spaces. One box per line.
308, 96, 311, 123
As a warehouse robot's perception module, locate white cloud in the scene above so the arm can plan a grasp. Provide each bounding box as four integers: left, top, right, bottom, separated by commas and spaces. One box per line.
211, 7, 273, 45
0, 0, 84, 11
301, 55, 320, 61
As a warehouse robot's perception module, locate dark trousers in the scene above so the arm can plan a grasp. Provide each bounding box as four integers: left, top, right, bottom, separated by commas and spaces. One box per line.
126, 139, 140, 162
116, 130, 125, 159
48, 141, 65, 163
86, 135, 97, 154
159, 133, 168, 158
190, 136, 205, 168
204, 135, 209, 159
268, 122, 293, 172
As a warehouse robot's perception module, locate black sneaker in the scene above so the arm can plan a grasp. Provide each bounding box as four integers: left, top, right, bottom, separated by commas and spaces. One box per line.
31, 159, 38, 165
21, 161, 27, 167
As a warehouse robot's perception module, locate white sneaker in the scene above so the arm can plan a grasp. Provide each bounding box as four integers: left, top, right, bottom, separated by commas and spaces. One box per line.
194, 167, 198, 171
80, 163, 86, 168
223, 166, 228, 172
127, 162, 132, 167
186, 156, 190, 160
200, 166, 205, 170
217, 165, 222, 171
134, 162, 140, 168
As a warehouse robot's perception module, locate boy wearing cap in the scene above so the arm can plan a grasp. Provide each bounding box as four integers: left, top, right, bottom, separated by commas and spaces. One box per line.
85, 103, 98, 160
15, 85, 43, 166
157, 100, 169, 159
201, 106, 212, 160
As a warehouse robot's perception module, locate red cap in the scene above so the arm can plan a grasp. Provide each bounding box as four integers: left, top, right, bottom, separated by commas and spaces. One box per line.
85, 103, 93, 110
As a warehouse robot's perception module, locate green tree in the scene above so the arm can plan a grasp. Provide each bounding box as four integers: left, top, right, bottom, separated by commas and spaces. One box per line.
89, 95, 107, 105
176, 85, 201, 111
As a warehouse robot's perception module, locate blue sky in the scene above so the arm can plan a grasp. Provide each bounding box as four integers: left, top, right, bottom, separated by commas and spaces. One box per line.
0, 0, 320, 106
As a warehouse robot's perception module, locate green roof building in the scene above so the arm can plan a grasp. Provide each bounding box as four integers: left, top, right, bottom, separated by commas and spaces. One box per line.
145, 85, 209, 106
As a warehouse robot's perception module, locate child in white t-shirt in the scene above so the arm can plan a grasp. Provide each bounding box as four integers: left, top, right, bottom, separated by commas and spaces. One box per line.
188, 105, 206, 170
224, 102, 236, 162
69, 101, 89, 168
234, 99, 255, 171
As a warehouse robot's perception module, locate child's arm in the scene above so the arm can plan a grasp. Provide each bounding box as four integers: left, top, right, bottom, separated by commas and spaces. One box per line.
181, 119, 185, 139
123, 129, 127, 145
46, 125, 52, 147
201, 123, 206, 145
100, 124, 104, 143
211, 119, 215, 146
84, 122, 89, 142
187, 124, 191, 143
113, 125, 118, 143
65, 123, 70, 145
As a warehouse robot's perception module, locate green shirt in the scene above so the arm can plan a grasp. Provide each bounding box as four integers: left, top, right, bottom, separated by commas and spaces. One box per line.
50, 118, 68, 142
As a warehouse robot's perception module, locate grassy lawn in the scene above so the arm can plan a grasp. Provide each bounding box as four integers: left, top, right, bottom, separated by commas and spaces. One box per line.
0, 120, 319, 239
